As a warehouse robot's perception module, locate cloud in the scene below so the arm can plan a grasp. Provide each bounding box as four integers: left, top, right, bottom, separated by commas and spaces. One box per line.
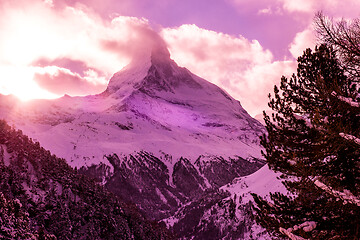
258, 7, 273, 15
0, 65, 58, 100
33, 66, 106, 95
240, 60, 296, 113
162, 24, 296, 116
100, 18, 168, 61
289, 27, 316, 58
279, 0, 360, 16
32, 57, 92, 77
227, 0, 278, 14
229, 0, 360, 18
278, 0, 315, 13
0, 0, 163, 99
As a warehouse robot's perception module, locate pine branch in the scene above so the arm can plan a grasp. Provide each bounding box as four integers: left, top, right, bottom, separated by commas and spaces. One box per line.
257, 43, 360, 239
292, 114, 313, 128
314, 179, 360, 206
331, 91, 360, 107
279, 221, 316, 240
279, 227, 307, 240
339, 132, 360, 145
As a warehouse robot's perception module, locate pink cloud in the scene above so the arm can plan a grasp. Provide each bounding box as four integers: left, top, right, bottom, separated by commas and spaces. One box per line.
33, 57, 92, 76
0, 0, 163, 99
33, 66, 106, 96
229, 0, 360, 18
279, 0, 360, 17
289, 27, 316, 58
100, 18, 168, 61
0, 0, 342, 115
257, 7, 273, 15
162, 24, 296, 116
0, 0, 131, 71
279, 0, 315, 13
227, 0, 278, 14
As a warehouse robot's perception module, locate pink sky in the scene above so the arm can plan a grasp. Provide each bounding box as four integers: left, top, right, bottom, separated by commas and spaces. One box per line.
0, 0, 359, 116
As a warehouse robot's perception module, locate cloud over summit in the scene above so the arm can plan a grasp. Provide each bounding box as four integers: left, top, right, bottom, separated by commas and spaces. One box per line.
0, 0, 357, 114
0, 0, 167, 99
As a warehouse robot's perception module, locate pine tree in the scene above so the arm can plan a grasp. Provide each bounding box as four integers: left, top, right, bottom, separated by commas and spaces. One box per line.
252, 44, 360, 239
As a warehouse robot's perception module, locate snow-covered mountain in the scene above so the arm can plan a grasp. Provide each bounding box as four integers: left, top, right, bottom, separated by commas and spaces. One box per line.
0, 42, 281, 239
0, 42, 264, 167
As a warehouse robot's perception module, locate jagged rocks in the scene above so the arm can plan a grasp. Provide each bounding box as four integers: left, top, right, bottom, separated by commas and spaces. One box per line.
79, 151, 265, 240
172, 158, 208, 198
104, 152, 185, 220
195, 156, 265, 187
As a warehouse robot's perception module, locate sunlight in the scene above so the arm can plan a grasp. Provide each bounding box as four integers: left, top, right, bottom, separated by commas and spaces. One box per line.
0, 65, 59, 101
0, 2, 131, 101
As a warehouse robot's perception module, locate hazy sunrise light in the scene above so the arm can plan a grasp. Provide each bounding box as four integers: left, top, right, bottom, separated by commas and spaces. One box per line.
1, 0, 359, 114
0, 1, 359, 239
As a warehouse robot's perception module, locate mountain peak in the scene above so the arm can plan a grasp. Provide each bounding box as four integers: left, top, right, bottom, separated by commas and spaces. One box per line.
104, 42, 202, 96
150, 41, 171, 63
129, 37, 171, 67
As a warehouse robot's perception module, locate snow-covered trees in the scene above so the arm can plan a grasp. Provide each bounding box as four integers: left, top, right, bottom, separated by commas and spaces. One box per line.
0, 120, 173, 239
252, 43, 359, 239
0, 193, 36, 239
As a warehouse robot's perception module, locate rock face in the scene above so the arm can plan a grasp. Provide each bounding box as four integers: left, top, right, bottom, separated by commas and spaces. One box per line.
79, 151, 265, 222
161, 164, 286, 240
0, 44, 271, 239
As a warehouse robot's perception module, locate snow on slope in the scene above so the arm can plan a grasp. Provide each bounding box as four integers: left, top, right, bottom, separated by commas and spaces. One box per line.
221, 164, 287, 202
0, 43, 265, 170
161, 164, 287, 239
219, 164, 287, 239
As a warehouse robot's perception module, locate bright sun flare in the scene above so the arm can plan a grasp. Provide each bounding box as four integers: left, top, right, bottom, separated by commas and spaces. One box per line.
0, 66, 59, 101
0, 5, 61, 101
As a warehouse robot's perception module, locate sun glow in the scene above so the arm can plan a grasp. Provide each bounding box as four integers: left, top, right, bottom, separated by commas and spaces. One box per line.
0, 66, 59, 101
0, 2, 63, 101
0, 1, 127, 101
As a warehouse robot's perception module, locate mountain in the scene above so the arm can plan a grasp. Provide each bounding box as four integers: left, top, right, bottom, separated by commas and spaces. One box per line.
0, 119, 172, 239
0, 43, 277, 239
163, 165, 286, 240
0, 43, 264, 165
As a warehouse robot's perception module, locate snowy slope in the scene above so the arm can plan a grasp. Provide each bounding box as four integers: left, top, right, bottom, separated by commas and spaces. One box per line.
0, 120, 172, 239
0, 43, 264, 170
221, 164, 286, 202
220, 164, 287, 239
160, 164, 287, 240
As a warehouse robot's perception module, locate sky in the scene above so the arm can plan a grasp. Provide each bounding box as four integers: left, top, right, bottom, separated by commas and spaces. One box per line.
0, 0, 359, 116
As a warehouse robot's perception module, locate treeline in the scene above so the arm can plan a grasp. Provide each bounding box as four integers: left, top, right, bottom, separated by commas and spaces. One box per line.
0, 119, 173, 239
